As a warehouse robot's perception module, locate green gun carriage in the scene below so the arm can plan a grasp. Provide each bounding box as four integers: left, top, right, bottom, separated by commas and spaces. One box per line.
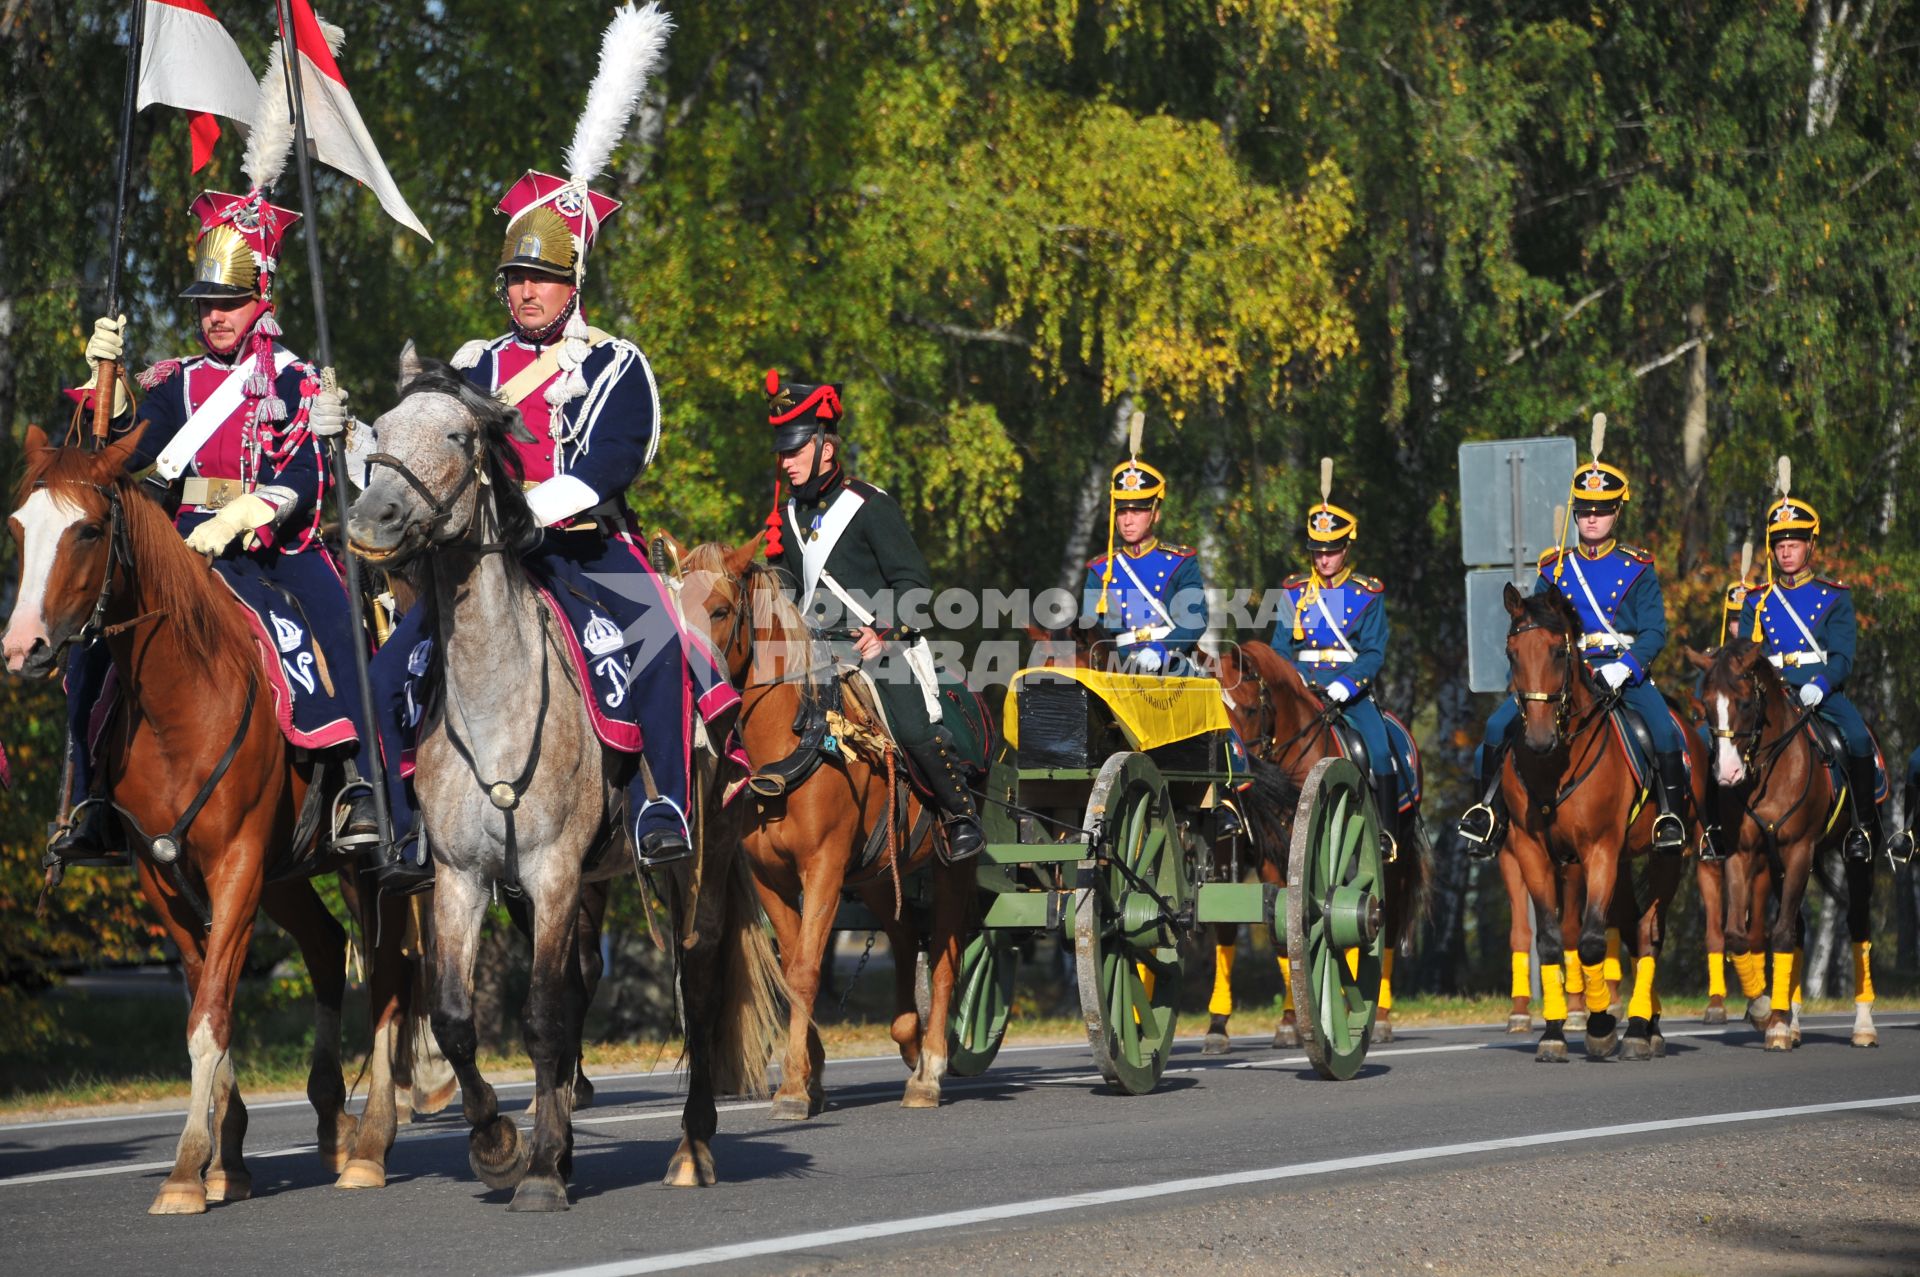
834, 667, 1387, 1092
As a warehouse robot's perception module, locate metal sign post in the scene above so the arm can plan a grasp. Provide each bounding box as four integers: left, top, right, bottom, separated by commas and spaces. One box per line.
1458, 437, 1575, 693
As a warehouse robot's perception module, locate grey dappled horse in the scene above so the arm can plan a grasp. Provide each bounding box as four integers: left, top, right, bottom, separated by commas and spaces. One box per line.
346, 345, 782, 1210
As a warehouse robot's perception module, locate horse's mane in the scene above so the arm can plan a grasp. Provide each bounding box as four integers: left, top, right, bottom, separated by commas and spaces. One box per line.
1712, 637, 1788, 701
1515, 586, 1584, 639
21, 448, 255, 682
396, 359, 541, 557
683, 543, 827, 691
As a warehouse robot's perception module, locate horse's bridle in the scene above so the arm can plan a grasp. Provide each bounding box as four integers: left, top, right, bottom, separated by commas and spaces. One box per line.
1507, 618, 1581, 744
34, 480, 160, 664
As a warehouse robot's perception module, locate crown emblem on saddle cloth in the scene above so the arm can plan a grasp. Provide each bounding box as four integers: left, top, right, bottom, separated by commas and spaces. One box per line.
582, 613, 624, 656
269, 612, 305, 654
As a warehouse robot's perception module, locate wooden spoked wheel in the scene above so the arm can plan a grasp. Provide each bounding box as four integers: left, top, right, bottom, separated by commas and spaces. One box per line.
947, 929, 1019, 1077
1075, 751, 1191, 1095
1286, 756, 1385, 1080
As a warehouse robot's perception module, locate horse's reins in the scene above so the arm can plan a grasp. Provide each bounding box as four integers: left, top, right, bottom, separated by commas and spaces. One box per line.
1505, 618, 1625, 820
1708, 672, 1822, 843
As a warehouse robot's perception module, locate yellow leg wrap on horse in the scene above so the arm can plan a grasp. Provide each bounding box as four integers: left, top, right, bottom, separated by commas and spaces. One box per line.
1565, 957, 1585, 995
1854, 940, 1875, 1004
1732, 952, 1765, 999
1542, 964, 1568, 1022
1344, 948, 1360, 980
1707, 951, 1727, 999
1772, 951, 1796, 1009
1209, 944, 1237, 1017
1627, 955, 1655, 1020
1791, 947, 1804, 1006
1380, 949, 1395, 1012
1278, 955, 1294, 1011
1583, 963, 1608, 1013
1604, 929, 1623, 983
1510, 951, 1531, 1000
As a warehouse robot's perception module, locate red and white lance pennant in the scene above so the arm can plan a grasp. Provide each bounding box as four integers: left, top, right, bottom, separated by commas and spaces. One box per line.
135, 0, 255, 172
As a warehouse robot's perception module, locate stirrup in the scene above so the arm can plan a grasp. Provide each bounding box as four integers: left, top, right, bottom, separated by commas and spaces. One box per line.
1842, 825, 1874, 864
1379, 827, 1399, 865
636, 828, 693, 870
47, 798, 131, 868
1697, 825, 1729, 863
1651, 810, 1686, 852
935, 813, 984, 864
1457, 803, 1497, 857
329, 778, 382, 852
1888, 828, 1917, 866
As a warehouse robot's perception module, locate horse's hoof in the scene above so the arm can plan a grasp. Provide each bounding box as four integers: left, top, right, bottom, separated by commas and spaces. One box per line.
335, 1159, 387, 1190
1536, 1038, 1569, 1063
1565, 1009, 1588, 1033
901, 1081, 941, 1110
1506, 1013, 1533, 1034
1371, 1019, 1394, 1045
1584, 1012, 1619, 1060
507, 1174, 570, 1213
468, 1116, 529, 1191
663, 1146, 717, 1189
202, 1170, 252, 1203
1620, 1035, 1652, 1063
1853, 1030, 1880, 1048
1202, 1031, 1231, 1056
768, 1094, 814, 1122
1764, 1025, 1793, 1052
1702, 1004, 1728, 1025
149, 1182, 208, 1215
1745, 997, 1773, 1029
1273, 1024, 1301, 1049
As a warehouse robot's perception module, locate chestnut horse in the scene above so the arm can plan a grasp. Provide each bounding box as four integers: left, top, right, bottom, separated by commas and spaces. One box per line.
2, 425, 425, 1214
1212, 641, 1426, 1048
1687, 640, 1879, 1050
1499, 583, 1699, 1062
671, 536, 977, 1117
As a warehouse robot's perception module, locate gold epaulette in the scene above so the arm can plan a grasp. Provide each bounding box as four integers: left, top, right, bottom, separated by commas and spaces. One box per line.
1617, 543, 1654, 564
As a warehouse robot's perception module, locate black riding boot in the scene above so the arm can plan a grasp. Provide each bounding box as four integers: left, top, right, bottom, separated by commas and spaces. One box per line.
330, 759, 381, 853
1373, 771, 1401, 863
908, 732, 984, 863
1456, 749, 1508, 860
1843, 755, 1883, 864
48, 797, 124, 866
1652, 751, 1688, 853
1698, 776, 1730, 862
1890, 783, 1918, 865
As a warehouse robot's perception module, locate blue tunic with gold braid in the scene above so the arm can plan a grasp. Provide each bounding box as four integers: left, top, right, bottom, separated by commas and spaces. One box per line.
1272, 567, 1395, 782
1081, 541, 1209, 675
1737, 571, 1872, 757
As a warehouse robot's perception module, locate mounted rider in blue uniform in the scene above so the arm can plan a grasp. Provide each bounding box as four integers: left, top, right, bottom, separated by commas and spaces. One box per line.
356, 118, 739, 887
1457, 437, 1689, 857
1736, 471, 1883, 862
1270, 459, 1402, 847
49, 152, 379, 869
1080, 453, 1209, 676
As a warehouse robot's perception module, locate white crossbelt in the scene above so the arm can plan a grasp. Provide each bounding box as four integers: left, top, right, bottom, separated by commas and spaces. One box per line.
1296, 648, 1357, 663
1578, 632, 1638, 651
154, 350, 298, 480
1768, 652, 1826, 668
1764, 588, 1830, 668
1111, 553, 1176, 646
815, 568, 942, 723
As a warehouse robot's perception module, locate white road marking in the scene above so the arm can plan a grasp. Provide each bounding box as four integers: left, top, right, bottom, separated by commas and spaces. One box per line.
518, 1093, 1920, 1277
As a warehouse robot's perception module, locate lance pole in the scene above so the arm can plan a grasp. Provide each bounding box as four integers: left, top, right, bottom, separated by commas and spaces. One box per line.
273, 0, 394, 854
91, 0, 148, 448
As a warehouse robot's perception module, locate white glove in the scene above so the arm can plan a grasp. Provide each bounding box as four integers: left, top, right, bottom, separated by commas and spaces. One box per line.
1131, 646, 1164, 673
1324, 681, 1352, 703
84, 315, 130, 417
308, 383, 350, 438
184, 493, 279, 556
86, 315, 126, 366
1598, 661, 1632, 690
1799, 682, 1825, 708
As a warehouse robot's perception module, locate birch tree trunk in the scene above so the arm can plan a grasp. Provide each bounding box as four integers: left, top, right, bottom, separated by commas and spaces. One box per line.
1055, 393, 1134, 594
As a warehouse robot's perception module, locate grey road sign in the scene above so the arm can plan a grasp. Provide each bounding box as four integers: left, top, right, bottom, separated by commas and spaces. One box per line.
1458, 437, 1576, 570
1460, 436, 1575, 694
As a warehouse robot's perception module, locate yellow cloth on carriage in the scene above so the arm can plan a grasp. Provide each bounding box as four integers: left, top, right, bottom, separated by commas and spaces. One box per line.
1001, 668, 1231, 753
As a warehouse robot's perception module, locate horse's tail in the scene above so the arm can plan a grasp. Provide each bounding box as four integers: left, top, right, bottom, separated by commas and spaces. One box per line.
703, 848, 788, 1098
1394, 817, 1431, 961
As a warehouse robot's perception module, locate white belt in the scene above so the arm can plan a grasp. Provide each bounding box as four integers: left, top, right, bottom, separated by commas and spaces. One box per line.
1769, 652, 1826, 668
1297, 648, 1356, 664
1579, 633, 1636, 651
1116, 624, 1175, 647
178, 476, 247, 510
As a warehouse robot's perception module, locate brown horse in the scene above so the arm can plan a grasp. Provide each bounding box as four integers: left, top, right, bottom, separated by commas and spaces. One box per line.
1495, 858, 1618, 1034
671, 535, 977, 1117
1212, 641, 1426, 1048
3, 425, 425, 1213
1687, 640, 1879, 1049
1499, 583, 1698, 1062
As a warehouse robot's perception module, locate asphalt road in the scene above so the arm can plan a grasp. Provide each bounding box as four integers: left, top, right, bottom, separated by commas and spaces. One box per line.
5, 1013, 1918, 1276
